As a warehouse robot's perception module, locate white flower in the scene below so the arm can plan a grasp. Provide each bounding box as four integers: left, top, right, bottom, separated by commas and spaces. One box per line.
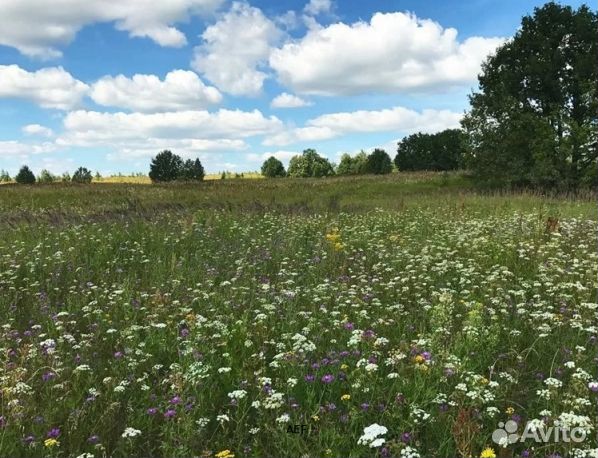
217, 414, 230, 423
121, 427, 141, 438
276, 413, 290, 423
227, 390, 247, 400
357, 423, 388, 447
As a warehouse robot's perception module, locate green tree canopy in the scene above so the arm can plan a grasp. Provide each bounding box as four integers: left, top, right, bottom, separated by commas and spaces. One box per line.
395, 129, 465, 171
149, 150, 183, 182
181, 158, 205, 181
15, 165, 36, 184
336, 151, 368, 175
461, 2, 597, 188
261, 156, 286, 177
287, 149, 334, 178
72, 167, 93, 184
365, 149, 393, 174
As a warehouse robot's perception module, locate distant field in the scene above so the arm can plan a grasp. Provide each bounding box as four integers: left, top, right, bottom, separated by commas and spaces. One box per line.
0, 173, 596, 457
93, 172, 264, 184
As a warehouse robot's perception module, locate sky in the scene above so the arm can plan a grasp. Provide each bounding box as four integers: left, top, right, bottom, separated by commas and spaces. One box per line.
0, 0, 590, 175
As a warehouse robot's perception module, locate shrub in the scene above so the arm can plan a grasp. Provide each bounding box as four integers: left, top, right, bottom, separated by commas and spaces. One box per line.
261, 156, 286, 177
15, 166, 36, 184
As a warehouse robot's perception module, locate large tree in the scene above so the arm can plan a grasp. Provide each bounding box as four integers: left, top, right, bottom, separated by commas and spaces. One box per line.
181, 158, 205, 181
149, 150, 184, 182
15, 165, 35, 184
365, 149, 392, 174
336, 151, 368, 175
261, 156, 286, 177
462, 2, 597, 188
395, 129, 465, 171
287, 149, 334, 178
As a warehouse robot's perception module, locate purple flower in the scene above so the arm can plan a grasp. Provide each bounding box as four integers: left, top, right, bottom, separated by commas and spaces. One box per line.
401, 432, 412, 443
164, 409, 176, 419
321, 374, 334, 384
42, 372, 55, 382
304, 374, 315, 382
147, 407, 158, 415
344, 322, 354, 331
360, 402, 369, 411
114, 351, 123, 359
22, 435, 35, 445
169, 395, 181, 405
47, 428, 60, 438
88, 435, 100, 444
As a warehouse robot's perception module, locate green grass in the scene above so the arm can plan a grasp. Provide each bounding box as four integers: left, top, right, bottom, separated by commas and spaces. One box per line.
0, 172, 596, 458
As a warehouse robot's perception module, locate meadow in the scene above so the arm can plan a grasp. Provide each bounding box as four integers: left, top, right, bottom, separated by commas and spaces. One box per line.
0, 172, 596, 458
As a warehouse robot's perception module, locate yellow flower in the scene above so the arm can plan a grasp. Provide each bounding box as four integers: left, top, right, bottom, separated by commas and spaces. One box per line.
44, 438, 59, 448
340, 394, 351, 401
413, 355, 425, 364
311, 415, 320, 422
480, 447, 496, 458
333, 242, 344, 251
215, 450, 234, 458
340, 364, 349, 370
479, 377, 489, 385
505, 406, 514, 415
324, 449, 332, 456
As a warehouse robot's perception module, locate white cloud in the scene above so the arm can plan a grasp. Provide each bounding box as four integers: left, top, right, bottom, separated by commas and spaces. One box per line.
304, 0, 332, 16
0, 140, 57, 159
0, 0, 224, 58
191, 2, 282, 96
0, 65, 88, 110
22, 124, 54, 137
263, 106, 461, 146
270, 92, 311, 108
106, 138, 248, 161
58, 109, 282, 146
90, 70, 222, 112
247, 150, 298, 163
270, 11, 504, 95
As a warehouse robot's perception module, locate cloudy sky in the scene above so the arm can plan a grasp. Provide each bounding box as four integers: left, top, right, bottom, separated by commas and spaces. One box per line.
0, 0, 588, 175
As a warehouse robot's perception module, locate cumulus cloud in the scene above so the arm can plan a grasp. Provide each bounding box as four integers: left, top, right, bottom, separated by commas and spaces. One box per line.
90, 70, 222, 112
247, 150, 298, 163
191, 2, 282, 96
105, 138, 248, 161
57, 109, 283, 147
270, 11, 504, 95
0, 65, 88, 110
270, 92, 311, 108
0, 140, 57, 159
22, 124, 54, 137
0, 0, 224, 58
304, 0, 333, 16
263, 106, 461, 146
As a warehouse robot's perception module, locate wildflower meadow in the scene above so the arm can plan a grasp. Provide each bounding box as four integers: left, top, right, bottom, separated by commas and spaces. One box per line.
0, 174, 596, 458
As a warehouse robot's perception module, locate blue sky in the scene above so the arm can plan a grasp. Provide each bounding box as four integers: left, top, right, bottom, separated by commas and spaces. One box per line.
0, 0, 590, 175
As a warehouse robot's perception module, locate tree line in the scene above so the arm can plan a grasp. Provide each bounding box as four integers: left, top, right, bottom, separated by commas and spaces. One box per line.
1, 166, 96, 184
6, 3, 595, 189
263, 3, 597, 188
